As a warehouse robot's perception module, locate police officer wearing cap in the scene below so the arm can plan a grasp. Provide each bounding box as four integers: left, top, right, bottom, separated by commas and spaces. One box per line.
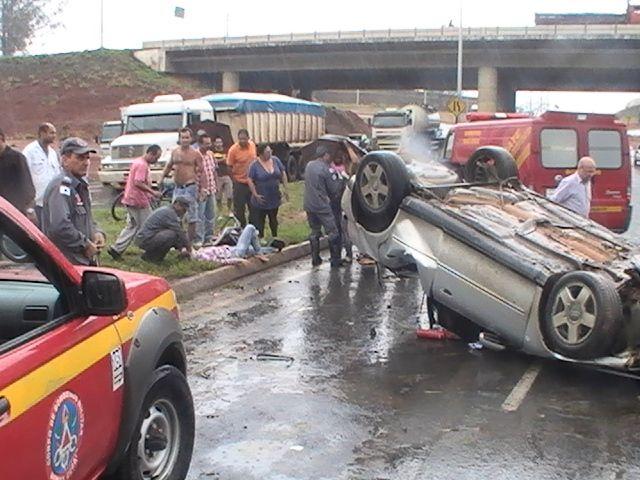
42, 137, 105, 265
303, 145, 344, 268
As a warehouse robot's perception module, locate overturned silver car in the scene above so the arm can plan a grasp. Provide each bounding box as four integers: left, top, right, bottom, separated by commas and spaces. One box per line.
343, 147, 640, 373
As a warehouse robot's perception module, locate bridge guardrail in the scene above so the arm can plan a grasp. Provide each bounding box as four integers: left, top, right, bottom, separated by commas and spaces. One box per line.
142, 24, 640, 49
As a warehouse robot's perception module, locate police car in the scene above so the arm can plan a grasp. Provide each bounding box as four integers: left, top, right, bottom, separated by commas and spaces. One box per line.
0, 197, 194, 479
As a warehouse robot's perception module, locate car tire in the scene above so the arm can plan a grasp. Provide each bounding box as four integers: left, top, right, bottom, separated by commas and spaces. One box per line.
352, 151, 411, 233
113, 366, 195, 480
542, 271, 622, 360
465, 146, 519, 183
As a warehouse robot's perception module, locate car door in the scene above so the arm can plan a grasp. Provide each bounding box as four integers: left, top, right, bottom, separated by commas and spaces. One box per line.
0, 223, 125, 479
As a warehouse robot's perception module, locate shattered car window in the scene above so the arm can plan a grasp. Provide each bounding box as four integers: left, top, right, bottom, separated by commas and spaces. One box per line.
540, 128, 578, 168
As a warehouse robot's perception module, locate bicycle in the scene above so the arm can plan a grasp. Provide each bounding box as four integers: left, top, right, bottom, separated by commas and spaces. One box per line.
110, 185, 174, 222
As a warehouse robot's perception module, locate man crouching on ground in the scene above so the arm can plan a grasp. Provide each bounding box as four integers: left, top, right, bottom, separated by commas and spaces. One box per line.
135, 197, 192, 263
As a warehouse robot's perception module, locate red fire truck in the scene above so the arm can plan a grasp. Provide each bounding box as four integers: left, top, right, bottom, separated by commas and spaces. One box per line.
442, 111, 632, 232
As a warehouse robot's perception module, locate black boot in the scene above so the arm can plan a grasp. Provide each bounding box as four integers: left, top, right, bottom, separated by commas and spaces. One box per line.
329, 237, 343, 268
310, 236, 322, 267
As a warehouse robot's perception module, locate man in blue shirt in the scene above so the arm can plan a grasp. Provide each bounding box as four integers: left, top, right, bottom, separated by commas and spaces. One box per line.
550, 156, 596, 218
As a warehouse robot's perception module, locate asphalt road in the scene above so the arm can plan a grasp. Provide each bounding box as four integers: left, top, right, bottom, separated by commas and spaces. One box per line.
180, 257, 640, 480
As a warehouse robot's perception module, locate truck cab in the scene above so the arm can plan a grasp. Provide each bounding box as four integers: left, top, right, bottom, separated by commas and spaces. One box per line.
371, 105, 443, 156
97, 120, 123, 157
99, 95, 214, 189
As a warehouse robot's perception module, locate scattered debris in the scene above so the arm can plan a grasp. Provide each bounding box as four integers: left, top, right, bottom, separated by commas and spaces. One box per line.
256, 353, 295, 364
290, 445, 305, 452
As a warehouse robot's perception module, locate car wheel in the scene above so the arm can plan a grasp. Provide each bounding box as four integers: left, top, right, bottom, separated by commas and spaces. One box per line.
465, 146, 519, 183
114, 366, 195, 480
352, 151, 411, 233
542, 271, 622, 360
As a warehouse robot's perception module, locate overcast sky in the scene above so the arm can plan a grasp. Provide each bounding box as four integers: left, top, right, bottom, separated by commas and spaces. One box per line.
28, 0, 640, 114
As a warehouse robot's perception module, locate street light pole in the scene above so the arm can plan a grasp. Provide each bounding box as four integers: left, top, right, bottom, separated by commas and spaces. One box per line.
456, 0, 463, 99
100, 0, 104, 48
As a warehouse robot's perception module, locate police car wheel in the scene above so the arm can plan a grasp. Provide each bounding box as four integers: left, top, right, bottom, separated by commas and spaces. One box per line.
114, 366, 195, 480
465, 146, 519, 183
352, 151, 411, 233
542, 272, 622, 360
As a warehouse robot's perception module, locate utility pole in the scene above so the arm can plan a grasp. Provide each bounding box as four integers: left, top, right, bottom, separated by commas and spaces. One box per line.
456, 0, 463, 99
225, 13, 230, 37
100, 0, 104, 48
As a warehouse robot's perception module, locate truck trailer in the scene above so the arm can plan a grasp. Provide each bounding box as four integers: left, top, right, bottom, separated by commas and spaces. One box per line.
201, 92, 326, 180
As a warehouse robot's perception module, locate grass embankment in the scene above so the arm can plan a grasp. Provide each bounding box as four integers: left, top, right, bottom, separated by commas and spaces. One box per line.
96, 182, 308, 280
0, 49, 209, 138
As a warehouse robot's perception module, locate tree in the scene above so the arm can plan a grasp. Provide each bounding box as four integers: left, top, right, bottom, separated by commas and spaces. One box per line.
0, 0, 63, 56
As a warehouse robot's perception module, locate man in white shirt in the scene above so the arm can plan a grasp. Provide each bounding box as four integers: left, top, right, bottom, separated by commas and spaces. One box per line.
23, 123, 61, 226
549, 156, 597, 218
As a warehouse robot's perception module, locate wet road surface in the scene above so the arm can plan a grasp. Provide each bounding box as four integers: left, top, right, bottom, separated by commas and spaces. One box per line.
180, 258, 640, 480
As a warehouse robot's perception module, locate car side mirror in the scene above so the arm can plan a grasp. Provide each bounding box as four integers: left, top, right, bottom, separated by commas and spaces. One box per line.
82, 271, 127, 316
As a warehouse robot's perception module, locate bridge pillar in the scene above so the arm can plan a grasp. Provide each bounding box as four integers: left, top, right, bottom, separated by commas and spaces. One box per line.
478, 66, 517, 113
222, 72, 240, 92
477, 66, 498, 112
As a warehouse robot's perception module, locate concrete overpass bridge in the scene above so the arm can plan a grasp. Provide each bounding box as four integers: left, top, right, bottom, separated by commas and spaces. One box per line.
135, 24, 640, 112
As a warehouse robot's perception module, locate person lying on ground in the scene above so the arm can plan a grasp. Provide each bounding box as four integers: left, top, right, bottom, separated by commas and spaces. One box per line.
135, 197, 192, 263
193, 223, 280, 265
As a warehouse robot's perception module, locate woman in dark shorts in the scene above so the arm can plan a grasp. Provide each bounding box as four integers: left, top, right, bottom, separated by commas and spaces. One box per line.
247, 143, 289, 237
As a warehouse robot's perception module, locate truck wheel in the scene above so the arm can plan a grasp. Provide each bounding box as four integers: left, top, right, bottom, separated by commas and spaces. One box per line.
465, 146, 519, 183
542, 272, 622, 360
287, 155, 299, 181
114, 366, 195, 480
352, 151, 411, 233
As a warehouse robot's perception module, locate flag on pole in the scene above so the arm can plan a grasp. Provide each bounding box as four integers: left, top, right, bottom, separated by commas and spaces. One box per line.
175, 6, 185, 18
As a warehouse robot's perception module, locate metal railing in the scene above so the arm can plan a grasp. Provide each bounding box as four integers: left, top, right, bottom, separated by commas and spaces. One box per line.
142, 24, 640, 49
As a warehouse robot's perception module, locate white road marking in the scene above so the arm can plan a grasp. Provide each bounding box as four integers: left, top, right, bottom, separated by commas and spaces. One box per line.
501, 362, 542, 412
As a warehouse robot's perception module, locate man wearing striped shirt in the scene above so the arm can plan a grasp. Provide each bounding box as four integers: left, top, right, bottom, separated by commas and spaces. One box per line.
196, 133, 217, 247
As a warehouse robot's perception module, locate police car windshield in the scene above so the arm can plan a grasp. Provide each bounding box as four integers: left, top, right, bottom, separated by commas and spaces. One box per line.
125, 114, 182, 134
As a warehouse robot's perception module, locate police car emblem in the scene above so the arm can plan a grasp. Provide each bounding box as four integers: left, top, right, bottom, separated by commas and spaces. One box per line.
46, 391, 85, 480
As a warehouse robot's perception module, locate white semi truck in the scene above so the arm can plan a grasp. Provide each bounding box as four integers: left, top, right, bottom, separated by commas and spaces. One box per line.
98, 94, 214, 188
99, 92, 326, 188
371, 104, 443, 156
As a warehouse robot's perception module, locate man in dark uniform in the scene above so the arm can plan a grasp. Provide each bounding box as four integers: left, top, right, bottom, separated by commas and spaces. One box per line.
0, 128, 37, 222
42, 137, 105, 266
303, 145, 344, 268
